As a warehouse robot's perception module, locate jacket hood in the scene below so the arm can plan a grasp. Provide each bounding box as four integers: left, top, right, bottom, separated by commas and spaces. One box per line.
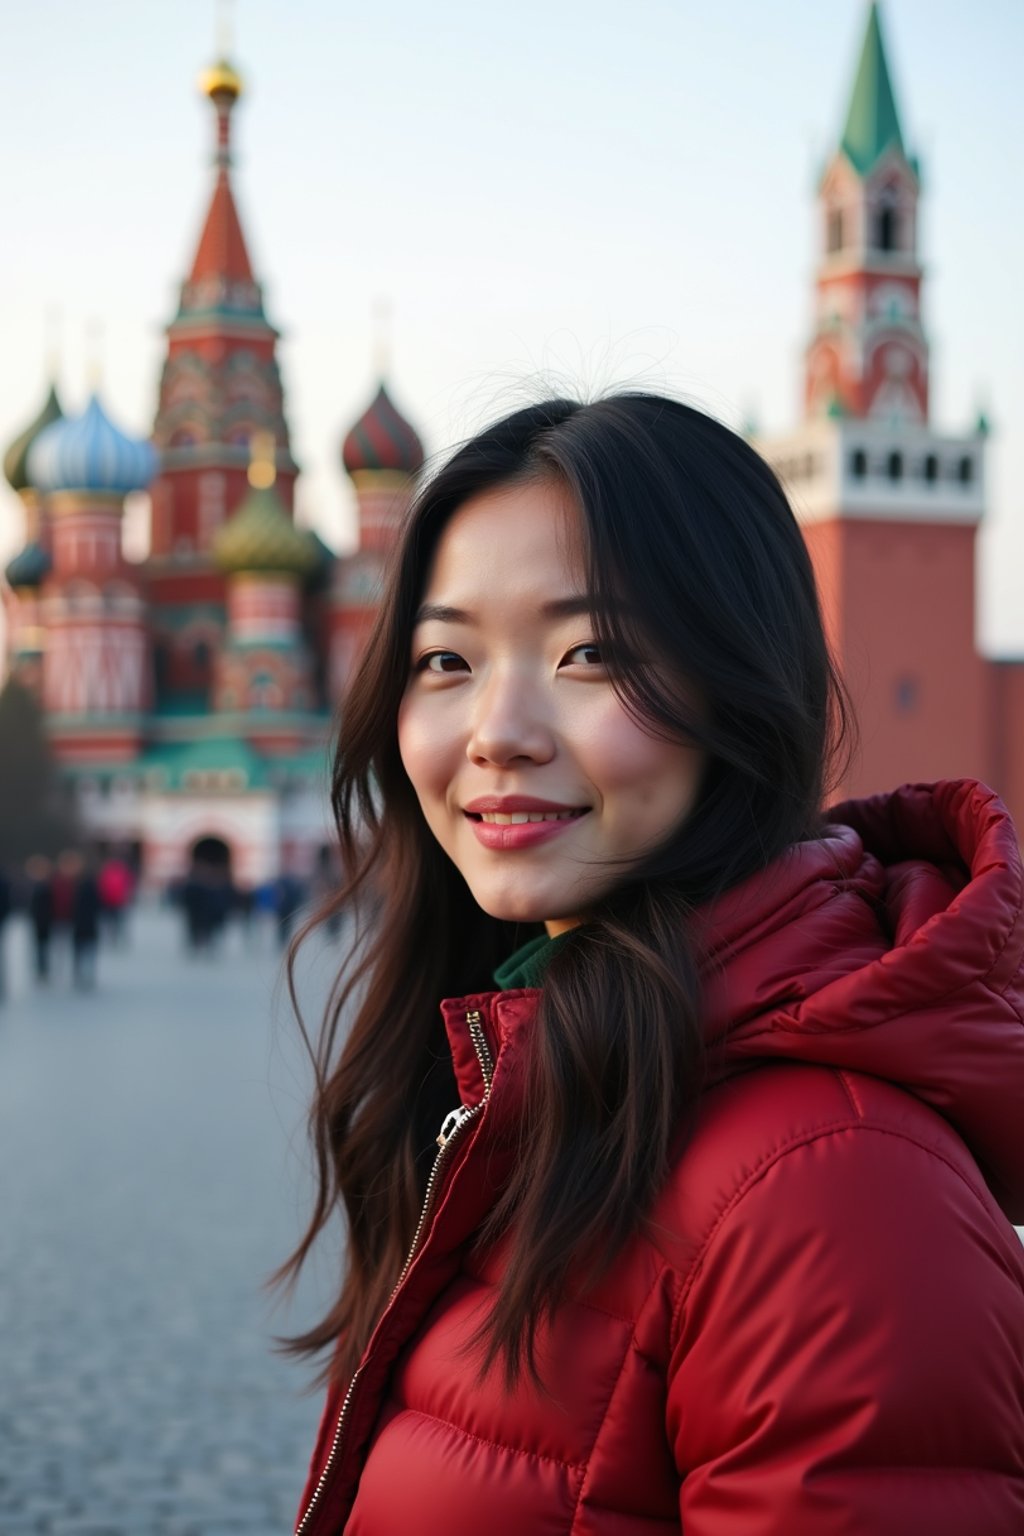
696, 778, 1024, 1219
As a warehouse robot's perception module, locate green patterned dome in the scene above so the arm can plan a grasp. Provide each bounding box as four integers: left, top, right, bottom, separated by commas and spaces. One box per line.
214, 484, 317, 576
3, 383, 63, 493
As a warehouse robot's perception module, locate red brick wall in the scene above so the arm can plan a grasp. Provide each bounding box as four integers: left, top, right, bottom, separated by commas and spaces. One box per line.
802, 518, 993, 799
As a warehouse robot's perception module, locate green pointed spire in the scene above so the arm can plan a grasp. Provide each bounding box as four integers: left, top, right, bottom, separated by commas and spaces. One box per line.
840, 3, 906, 175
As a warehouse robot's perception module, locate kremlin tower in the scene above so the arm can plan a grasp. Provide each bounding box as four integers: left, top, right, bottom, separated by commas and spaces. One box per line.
755, 2, 1018, 803
804, 3, 929, 426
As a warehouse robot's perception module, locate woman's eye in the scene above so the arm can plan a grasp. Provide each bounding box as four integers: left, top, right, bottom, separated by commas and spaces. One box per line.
561, 643, 604, 667
416, 650, 468, 674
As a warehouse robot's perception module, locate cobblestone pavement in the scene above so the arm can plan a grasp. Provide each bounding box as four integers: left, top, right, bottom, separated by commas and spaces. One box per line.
0, 905, 344, 1535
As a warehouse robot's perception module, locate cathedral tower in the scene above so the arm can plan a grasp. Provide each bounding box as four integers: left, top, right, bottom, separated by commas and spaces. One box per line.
329, 379, 424, 698
2, 382, 62, 692
212, 434, 317, 753
26, 394, 155, 762
147, 53, 297, 706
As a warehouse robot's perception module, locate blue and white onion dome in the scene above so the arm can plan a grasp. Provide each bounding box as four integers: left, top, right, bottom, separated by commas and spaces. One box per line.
27, 393, 156, 496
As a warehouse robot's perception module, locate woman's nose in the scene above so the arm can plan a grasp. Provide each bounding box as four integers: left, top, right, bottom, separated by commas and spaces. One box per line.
466, 672, 555, 768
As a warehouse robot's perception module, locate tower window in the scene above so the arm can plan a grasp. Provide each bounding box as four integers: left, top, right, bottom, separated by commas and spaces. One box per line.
958, 456, 974, 485
887, 451, 903, 481
827, 209, 844, 253
850, 448, 867, 478
923, 454, 939, 484
878, 206, 899, 251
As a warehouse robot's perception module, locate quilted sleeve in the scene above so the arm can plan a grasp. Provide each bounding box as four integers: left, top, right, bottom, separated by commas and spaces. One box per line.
666, 1121, 1024, 1536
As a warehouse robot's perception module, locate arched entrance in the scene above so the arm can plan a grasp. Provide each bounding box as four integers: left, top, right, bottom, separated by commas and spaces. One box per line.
190, 835, 231, 876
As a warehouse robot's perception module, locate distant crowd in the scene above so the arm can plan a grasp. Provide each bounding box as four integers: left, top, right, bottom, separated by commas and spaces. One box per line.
0, 851, 334, 1001
0, 849, 134, 995
165, 864, 317, 954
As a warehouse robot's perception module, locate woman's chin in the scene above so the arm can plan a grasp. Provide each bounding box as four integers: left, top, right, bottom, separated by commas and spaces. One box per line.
469, 883, 573, 928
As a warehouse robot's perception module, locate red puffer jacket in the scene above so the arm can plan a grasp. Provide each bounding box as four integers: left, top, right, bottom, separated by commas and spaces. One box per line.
296, 779, 1024, 1535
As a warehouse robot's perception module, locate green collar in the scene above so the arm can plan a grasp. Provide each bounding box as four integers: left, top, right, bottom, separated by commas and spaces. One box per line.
493, 930, 573, 991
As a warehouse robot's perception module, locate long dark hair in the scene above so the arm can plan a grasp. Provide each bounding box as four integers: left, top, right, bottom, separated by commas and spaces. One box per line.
275, 393, 856, 1387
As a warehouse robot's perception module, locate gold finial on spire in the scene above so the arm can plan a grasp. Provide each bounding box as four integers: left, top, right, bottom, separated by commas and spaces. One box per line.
372, 295, 393, 380
248, 430, 277, 488
199, 57, 243, 102
199, 2, 242, 103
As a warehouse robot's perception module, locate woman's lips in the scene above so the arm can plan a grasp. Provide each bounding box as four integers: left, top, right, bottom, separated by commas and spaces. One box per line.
463, 796, 587, 815
466, 807, 589, 850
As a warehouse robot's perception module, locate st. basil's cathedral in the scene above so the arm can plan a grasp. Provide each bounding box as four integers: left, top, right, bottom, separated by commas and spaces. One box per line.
3, 3, 1024, 891
1, 54, 425, 891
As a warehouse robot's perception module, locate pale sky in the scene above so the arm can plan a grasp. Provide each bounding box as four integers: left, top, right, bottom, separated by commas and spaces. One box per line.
2, 0, 1022, 650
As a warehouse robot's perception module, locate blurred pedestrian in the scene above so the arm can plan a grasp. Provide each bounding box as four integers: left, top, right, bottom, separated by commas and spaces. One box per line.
51, 850, 78, 976
25, 854, 54, 982
97, 851, 134, 946
274, 872, 305, 949
180, 867, 208, 951
311, 846, 343, 943
0, 864, 11, 1000
233, 882, 258, 949
208, 871, 232, 949
70, 853, 101, 990
179, 861, 230, 953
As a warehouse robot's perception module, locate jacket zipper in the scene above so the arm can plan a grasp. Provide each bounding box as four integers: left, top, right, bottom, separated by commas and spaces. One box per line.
294, 1009, 494, 1536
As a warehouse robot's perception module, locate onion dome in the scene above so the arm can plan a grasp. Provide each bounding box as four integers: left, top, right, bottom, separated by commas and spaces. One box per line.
214, 486, 317, 578
3, 383, 63, 493
4, 541, 51, 589
27, 394, 156, 496
342, 381, 424, 477
199, 56, 243, 103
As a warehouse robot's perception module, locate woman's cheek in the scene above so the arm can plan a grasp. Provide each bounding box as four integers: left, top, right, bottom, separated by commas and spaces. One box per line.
570, 695, 661, 789
397, 695, 433, 796
399, 694, 459, 807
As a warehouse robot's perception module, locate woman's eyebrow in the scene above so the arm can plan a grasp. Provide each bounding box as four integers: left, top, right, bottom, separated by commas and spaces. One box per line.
411, 595, 595, 626
413, 595, 594, 626
541, 596, 594, 618
414, 602, 473, 626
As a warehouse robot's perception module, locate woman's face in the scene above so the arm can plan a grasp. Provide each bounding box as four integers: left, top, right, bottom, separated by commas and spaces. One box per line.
397, 477, 705, 933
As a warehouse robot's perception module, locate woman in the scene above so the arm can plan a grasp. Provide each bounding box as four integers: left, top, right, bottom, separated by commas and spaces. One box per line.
283, 396, 1024, 1534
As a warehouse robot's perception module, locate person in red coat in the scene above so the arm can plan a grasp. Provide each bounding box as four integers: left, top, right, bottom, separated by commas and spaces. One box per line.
281, 396, 1024, 1535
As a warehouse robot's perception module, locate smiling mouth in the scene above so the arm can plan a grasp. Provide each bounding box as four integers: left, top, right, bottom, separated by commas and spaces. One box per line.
467, 809, 589, 825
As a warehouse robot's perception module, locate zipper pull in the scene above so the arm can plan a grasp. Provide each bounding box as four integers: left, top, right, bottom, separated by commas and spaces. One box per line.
436, 1106, 471, 1148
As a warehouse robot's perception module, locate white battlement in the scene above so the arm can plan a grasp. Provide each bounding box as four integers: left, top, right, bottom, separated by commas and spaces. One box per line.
756, 418, 985, 527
